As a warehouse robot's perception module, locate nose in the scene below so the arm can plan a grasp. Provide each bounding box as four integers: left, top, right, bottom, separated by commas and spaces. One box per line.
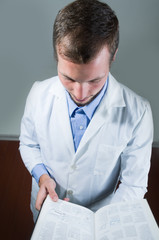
73, 82, 88, 100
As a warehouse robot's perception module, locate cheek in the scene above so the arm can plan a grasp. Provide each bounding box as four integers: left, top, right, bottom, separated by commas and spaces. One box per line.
59, 77, 71, 90
91, 83, 104, 94
63, 81, 74, 91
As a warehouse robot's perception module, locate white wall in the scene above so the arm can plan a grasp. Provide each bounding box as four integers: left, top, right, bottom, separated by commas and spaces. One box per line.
0, 0, 159, 143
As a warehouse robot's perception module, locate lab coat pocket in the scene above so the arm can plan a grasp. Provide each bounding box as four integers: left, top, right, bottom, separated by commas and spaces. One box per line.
94, 144, 123, 175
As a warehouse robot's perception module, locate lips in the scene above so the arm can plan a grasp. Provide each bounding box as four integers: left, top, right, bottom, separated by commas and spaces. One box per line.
73, 95, 90, 103
75, 97, 87, 102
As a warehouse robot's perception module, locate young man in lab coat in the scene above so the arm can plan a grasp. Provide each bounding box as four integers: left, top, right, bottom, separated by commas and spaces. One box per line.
19, 0, 153, 222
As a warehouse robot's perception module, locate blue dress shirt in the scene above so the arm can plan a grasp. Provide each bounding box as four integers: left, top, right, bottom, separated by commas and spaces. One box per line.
31, 77, 109, 183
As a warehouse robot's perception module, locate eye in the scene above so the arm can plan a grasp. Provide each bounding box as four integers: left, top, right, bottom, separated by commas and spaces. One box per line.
89, 79, 101, 84
63, 76, 73, 82
64, 76, 75, 82
68, 79, 75, 83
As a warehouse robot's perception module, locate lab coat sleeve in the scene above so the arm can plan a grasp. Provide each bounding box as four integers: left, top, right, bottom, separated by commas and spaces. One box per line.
19, 82, 43, 174
111, 101, 154, 203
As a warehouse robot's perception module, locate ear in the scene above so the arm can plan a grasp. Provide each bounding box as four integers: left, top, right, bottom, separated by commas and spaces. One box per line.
112, 48, 118, 62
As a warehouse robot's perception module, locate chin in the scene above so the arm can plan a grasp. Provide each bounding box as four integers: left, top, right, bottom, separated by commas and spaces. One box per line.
70, 94, 94, 106
75, 99, 93, 107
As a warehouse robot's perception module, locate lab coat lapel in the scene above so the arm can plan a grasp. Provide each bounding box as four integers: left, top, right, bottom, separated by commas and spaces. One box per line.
49, 80, 75, 156
76, 73, 126, 153
76, 100, 108, 154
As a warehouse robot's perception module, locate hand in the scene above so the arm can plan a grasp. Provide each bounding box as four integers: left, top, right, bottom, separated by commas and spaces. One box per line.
35, 174, 58, 211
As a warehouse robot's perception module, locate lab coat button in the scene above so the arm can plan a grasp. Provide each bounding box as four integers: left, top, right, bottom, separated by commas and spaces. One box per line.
80, 125, 83, 130
71, 164, 76, 170
67, 190, 73, 195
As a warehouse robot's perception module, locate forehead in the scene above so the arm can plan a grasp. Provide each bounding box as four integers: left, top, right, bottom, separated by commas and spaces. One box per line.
57, 46, 110, 82
57, 45, 110, 63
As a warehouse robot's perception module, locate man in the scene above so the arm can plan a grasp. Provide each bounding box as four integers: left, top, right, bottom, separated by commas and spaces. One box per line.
19, 0, 153, 222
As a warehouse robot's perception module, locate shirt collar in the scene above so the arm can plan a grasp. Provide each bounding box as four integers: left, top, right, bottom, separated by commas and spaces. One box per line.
66, 76, 109, 120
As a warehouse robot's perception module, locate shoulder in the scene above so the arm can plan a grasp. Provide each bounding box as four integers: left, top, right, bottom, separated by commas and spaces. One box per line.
107, 74, 152, 131
24, 76, 65, 113
109, 73, 151, 114
31, 76, 61, 94
121, 82, 150, 116
27, 76, 64, 100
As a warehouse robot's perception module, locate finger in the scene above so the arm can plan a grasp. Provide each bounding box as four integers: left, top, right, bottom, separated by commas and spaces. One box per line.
48, 187, 58, 202
35, 186, 47, 211
63, 198, 70, 202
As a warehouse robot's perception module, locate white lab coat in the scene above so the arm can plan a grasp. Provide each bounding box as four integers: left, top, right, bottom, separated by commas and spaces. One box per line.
19, 73, 153, 221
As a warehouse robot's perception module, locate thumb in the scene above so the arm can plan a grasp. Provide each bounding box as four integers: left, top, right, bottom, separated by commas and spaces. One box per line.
47, 181, 58, 202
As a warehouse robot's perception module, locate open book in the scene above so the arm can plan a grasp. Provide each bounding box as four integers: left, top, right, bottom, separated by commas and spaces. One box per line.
31, 196, 159, 240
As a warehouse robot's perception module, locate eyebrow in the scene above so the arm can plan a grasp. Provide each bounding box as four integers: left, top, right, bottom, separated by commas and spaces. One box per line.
60, 72, 105, 82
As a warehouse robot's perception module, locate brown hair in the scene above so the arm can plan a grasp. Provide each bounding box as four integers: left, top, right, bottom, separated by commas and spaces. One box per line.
53, 0, 119, 64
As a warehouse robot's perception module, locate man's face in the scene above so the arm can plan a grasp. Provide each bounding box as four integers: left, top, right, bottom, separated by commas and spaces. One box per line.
57, 46, 110, 106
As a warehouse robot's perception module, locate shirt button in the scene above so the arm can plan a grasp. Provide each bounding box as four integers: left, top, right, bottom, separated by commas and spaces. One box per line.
80, 125, 83, 130
67, 190, 73, 195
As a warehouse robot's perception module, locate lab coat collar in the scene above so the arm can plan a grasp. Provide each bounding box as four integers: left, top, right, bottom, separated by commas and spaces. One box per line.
48, 73, 126, 109
75, 73, 126, 155
48, 73, 126, 156
48, 77, 65, 97
102, 72, 126, 109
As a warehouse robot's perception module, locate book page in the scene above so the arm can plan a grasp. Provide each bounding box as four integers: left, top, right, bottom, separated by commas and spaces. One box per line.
31, 196, 94, 240
95, 199, 159, 240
